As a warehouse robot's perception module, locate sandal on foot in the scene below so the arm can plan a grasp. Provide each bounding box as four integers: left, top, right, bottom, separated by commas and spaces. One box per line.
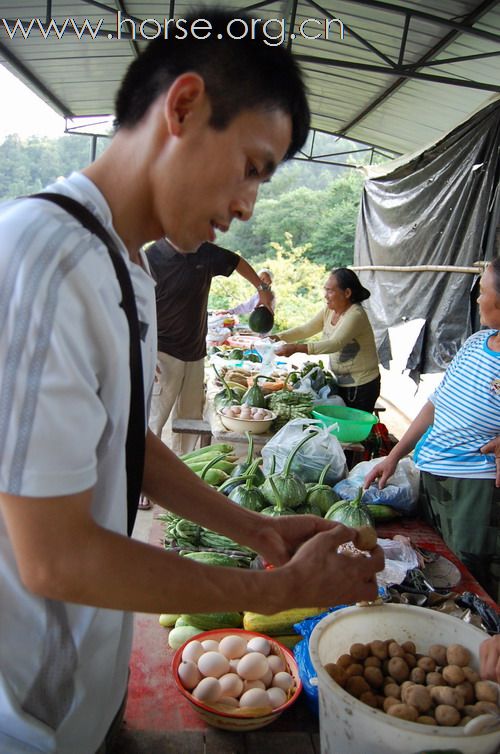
138, 496, 152, 510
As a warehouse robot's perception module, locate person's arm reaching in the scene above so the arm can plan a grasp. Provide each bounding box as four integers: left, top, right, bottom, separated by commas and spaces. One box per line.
0, 429, 385, 617
480, 635, 500, 682
364, 400, 435, 489
273, 310, 324, 357
235, 257, 273, 311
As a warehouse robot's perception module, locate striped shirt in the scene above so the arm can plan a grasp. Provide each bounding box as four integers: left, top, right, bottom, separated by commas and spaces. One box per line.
414, 329, 500, 478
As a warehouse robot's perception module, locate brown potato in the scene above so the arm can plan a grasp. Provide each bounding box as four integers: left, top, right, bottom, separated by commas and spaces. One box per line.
428, 644, 447, 667
345, 675, 370, 698
345, 663, 364, 678
442, 664, 465, 687
474, 700, 500, 715
446, 644, 471, 668
417, 715, 436, 725
403, 685, 432, 713
350, 642, 369, 661
383, 696, 399, 712
425, 671, 444, 687
360, 690, 379, 708
435, 704, 461, 726
430, 685, 465, 709
388, 657, 410, 683
455, 681, 474, 705
388, 642, 405, 658
388, 703, 418, 722
370, 640, 388, 661
409, 667, 426, 684
462, 666, 480, 684
364, 656, 382, 669
401, 641, 416, 655
355, 525, 378, 551
384, 683, 401, 699
364, 666, 384, 689
459, 715, 472, 726
404, 653, 417, 669
417, 656, 436, 673
464, 704, 481, 718
474, 680, 499, 703
337, 653, 353, 669
324, 663, 347, 688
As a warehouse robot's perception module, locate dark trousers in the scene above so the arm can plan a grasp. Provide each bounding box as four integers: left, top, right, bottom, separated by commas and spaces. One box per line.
419, 471, 500, 603
337, 375, 381, 414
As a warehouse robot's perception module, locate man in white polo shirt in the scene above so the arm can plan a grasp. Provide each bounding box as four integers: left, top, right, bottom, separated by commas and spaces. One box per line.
0, 9, 384, 753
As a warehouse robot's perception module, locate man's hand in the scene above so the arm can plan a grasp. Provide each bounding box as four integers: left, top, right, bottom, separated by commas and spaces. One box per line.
480, 634, 500, 682
257, 289, 273, 312
480, 436, 500, 487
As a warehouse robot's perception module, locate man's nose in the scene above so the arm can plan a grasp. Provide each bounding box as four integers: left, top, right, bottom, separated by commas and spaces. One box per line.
230, 185, 258, 222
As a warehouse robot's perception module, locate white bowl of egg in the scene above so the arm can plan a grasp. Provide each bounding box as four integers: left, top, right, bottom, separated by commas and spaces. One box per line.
172, 629, 302, 730
217, 405, 276, 434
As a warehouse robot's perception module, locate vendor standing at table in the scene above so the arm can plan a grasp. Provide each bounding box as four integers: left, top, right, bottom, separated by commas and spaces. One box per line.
365, 258, 500, 602
272, 267, 380, 413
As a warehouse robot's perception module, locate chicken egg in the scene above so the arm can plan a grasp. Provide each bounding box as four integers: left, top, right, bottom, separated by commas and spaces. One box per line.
201, 639, 220, 652
242, 679, 266, 692
218, 634, 247, 659
218, 672, 244, 698
267, 686, 287, 709
267, 654, 286, 674
219, 696, 239, 708
239, 688, 271, 709
246, 636, 271, 656
197, 650, 230, 678
178, 660, 201, 690
260, 666, 273, 688
192, 676, 222, 703
272, 671, 294, 691
182, 640, 205, 664
237, 652, 269, 681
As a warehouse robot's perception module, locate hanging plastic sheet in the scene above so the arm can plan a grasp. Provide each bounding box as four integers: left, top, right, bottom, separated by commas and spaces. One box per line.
355, 98, 500, 378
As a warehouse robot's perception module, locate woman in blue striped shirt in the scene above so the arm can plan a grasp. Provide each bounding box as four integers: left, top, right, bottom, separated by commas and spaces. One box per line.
365, 258, 500, 601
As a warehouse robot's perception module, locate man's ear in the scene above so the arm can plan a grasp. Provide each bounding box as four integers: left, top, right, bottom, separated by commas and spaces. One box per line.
163, 73, 207, 136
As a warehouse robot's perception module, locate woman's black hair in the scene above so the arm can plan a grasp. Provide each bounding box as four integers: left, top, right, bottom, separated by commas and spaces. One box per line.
114, 8, 310, 160
489, 257, 500, 297
331, 267, 371, 304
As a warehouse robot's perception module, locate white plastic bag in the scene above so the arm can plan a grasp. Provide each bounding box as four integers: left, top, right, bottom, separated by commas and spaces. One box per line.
333, 456, 420, 514
261, 418, 347, 484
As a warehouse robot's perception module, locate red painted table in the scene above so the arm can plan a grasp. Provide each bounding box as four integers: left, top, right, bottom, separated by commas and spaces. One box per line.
115, 512, 498, 751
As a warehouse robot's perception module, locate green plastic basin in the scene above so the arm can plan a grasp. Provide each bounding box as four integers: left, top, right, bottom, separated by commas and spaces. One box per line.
312, 405, 377, 442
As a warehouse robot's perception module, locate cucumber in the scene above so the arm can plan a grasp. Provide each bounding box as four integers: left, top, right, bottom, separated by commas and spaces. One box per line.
180, 612, 243, 630
182, 551, 248, 567
158, 613, 180, 627
180, 443, 234, 462
366, 503, 401, 521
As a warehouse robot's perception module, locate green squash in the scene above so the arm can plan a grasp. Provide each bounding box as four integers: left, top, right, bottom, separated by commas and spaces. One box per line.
324, 486, 374, 528
229, 461, 266, 512
260, 476, 297, 516
229, 348, 244, 359
248, 305, 274, 334
230, 432, 265, 485
305, 463, 340, 516
261, 433, 316, 509
241, 375, 271, 409
213, 364, 240, 412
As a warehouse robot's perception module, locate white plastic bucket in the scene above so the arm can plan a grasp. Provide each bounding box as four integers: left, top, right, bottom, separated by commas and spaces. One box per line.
309, 603, 500, 754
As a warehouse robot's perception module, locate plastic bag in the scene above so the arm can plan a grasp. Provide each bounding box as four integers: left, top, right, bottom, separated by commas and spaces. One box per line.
291, 364, 339, 399
261, 418, 347, 484
333, 456, 420, 514
376, 537, 420, 587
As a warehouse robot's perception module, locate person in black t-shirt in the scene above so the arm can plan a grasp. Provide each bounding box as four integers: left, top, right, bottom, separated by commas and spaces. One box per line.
145, 238, 272, 466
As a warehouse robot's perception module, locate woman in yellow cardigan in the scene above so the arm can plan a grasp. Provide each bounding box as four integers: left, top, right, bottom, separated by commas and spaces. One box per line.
274, 268, 380, 413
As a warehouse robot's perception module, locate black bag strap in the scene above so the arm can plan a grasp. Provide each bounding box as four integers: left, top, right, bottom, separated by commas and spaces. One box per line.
29, 192, 145, 536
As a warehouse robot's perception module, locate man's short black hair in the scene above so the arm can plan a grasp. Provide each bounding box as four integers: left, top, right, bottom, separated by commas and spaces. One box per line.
114, 8, 310, 159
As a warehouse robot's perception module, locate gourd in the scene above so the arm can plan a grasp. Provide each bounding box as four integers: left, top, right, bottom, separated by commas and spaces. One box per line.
305, 463, 340, 515
243, 607, 326, 635
180, 612, 243, 630
248, 305, 274, 334
168, 625, 204, 650
240, 375, 271, 409
229, 432, 265, 486
260, 433, 315, 509
324, 486, 374, 528
228, 459, 267, 512
213, 364, 241, 412
260, 475, 298, 517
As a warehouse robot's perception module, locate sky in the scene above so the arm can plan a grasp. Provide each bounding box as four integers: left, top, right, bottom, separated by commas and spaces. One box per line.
0, 64, 65, 141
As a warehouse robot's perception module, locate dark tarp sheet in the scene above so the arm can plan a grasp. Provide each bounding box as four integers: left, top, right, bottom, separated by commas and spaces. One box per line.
355, 99, 500, 380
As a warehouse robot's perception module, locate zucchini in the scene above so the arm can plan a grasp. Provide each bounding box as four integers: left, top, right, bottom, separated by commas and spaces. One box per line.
243, 607, 326, 635
180, 612, 243, 630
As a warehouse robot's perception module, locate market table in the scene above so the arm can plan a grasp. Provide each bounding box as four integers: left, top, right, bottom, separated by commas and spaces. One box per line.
112, 513, 498, 752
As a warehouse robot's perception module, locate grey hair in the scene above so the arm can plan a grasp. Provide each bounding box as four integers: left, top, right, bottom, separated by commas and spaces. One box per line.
258, 268, 273, 281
